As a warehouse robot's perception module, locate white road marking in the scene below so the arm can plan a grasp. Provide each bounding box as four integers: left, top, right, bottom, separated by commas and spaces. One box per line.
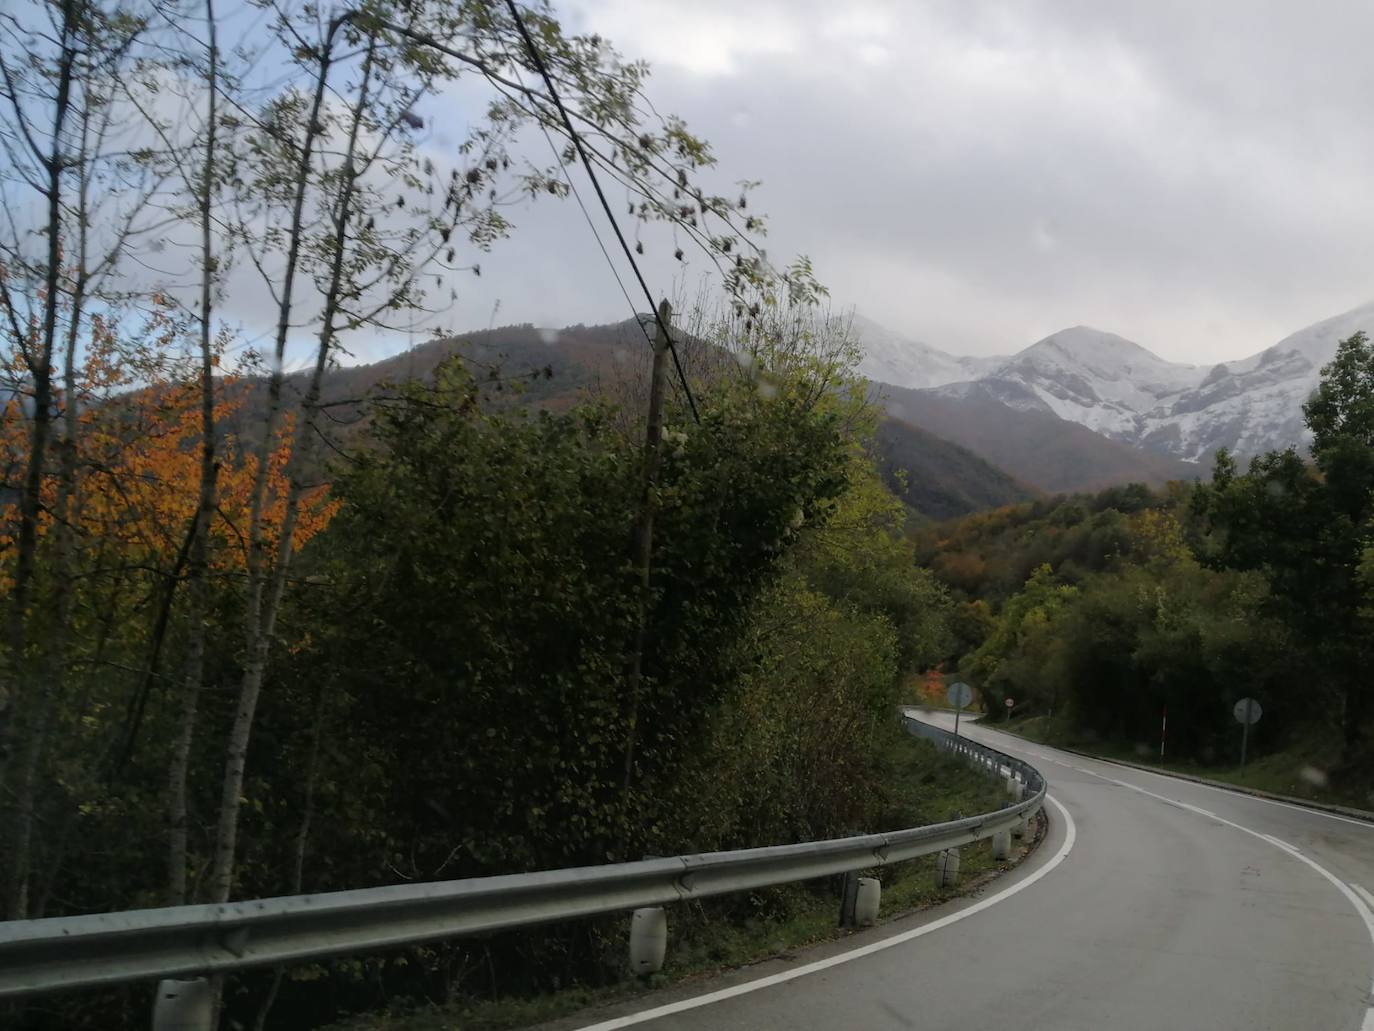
921, 717, 1374, 1028
1064, 749, 1374, 831
573, 795, 1079, 1030
1177, 803, 1217, 819
1066, 761, 1374, 1031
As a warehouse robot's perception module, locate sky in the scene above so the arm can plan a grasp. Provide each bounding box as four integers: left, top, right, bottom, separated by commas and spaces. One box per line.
418, 0, 1374, 366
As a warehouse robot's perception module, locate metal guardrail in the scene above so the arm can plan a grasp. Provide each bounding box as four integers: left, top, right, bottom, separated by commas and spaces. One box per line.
0, 712, 1045, 999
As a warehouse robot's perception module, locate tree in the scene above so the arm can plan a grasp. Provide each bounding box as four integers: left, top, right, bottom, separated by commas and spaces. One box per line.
1194, 332, 1374, 756
964, 564, 1077, 711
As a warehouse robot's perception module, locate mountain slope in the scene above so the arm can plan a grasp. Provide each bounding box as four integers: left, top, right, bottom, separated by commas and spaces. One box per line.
970, 326, 1205, 439
857, 303, 1374, 464
1137, 301, 1374, 460
215, 318, 1036, 520
873, 417, 1036, 520
853, 313, 1004, 389
875, 381, 1202, 493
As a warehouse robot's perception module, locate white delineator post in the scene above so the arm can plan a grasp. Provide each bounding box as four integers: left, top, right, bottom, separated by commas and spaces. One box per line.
935, 848, 960, 888
153, 978, 213, 1031
629, 906, 668, 975
992, 829, 1012, 860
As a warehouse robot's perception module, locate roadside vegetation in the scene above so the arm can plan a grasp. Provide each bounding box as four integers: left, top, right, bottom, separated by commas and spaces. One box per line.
0, 5, 990, 1029
322, 731, 1019, 1031
917, 333, 1374, 810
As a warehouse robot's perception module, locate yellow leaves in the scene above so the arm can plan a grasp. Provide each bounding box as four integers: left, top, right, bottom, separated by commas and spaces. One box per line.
1128, 509, 1192, 565
0, 366, 340, 582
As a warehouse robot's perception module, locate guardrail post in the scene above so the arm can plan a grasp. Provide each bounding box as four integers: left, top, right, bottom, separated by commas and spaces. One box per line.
935, 848, 960, 888
152, 978, 213, 1031
839, 870, 859, 926
991, 829, 1011, 860
1013, 811, 1031, 840
629, 907, 667, 975
854, 877, 881, 926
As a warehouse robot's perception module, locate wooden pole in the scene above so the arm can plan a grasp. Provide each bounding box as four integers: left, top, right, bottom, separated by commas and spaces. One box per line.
622, 299, 673, 792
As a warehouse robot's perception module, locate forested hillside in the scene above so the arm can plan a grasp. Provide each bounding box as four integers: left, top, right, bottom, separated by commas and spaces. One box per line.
874, 416, 1035, 521
220, 317, 1034, 523
916, 335, 1374, 796
877, 381, 1202, 493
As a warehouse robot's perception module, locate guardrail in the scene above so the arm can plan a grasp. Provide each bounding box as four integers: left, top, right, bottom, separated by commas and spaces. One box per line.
0, 711, 1045, 1015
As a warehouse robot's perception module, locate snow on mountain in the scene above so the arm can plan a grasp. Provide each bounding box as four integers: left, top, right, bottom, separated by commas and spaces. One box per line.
856, 302, 1374, 467
1137, 301, 1374, 461
852, 313, 1004, 389
970, 327, 1206, 439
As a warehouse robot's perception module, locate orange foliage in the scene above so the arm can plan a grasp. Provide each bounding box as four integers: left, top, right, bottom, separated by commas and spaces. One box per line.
917, 669, 946, 705
0, 322, 338, 586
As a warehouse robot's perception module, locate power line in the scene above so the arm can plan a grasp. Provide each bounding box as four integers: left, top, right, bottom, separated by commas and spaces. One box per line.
504, 0, 700, 423
516, 67, 654, 350
528, 109, 692, 408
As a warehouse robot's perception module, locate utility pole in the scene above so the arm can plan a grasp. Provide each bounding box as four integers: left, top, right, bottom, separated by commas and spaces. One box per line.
622, 299, 672, 792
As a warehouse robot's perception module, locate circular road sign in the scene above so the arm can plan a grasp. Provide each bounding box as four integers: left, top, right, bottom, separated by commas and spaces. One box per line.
1004, 698, 1015, 708
947, 681, 973, 708
1233, 698, 1263, 725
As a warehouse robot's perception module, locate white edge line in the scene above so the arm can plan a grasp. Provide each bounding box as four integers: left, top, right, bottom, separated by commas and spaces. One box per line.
573, 794, 1078, 1031
1068, 762, 1374, 1031
1058, 744, 1374, 831
942, 712, 1374, 832
920, 718, 1373, 1028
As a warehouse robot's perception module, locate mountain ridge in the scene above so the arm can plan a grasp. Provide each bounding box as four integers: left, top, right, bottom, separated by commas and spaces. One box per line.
857, 302, 1374, 462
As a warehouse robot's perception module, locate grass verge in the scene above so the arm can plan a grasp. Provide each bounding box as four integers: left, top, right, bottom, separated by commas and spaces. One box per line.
997, 714, 1374, 812
323, 728, 1037, 1031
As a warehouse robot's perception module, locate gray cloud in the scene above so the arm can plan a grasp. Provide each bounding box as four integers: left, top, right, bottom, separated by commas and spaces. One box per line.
179, 0, 1374, 367
472, 0, 1374, 364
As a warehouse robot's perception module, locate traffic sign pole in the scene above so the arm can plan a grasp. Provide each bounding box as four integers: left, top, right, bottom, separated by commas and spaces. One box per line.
947, 682, 972, 738
1233, 698, 1261, 769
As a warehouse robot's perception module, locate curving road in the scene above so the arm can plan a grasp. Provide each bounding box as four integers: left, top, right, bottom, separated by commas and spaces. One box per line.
562, 711, 1374, 1031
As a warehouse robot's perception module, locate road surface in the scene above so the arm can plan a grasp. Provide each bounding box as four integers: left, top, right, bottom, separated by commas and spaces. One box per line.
563, 711, 1374, 1031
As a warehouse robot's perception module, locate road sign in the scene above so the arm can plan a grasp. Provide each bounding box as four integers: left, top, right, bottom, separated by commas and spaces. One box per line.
1004, 698, 1015, 708
1234, 697, 1262, 768
947, 681, 973, 738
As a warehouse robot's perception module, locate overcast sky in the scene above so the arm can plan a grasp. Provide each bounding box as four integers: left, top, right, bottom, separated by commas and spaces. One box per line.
422, 0, 1374, 366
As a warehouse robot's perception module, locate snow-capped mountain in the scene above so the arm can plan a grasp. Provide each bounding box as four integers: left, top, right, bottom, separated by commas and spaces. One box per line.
857, 303, 1374, 464
967, 327, 1206, 439
852, 313, 1004, 389
1135, 302, 1374, 461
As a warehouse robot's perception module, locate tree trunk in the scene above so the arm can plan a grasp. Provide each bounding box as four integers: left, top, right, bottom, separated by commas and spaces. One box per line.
208, 26, 363, 905
4, 42, 87, 917
168, 0, 220, 907
252, 691, 325, 1031
0, 0, 76, 805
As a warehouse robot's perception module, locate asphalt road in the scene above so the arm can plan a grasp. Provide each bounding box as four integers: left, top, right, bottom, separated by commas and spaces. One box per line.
568, 711, 1374, 1031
